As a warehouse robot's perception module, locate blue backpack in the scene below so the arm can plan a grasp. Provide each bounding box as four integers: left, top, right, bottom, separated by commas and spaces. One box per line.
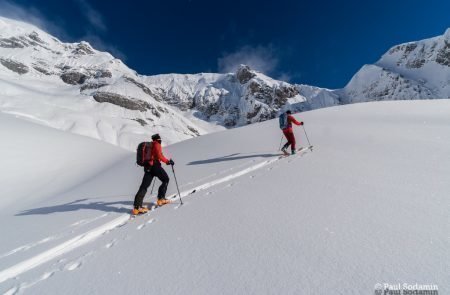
279, 113, 288, 129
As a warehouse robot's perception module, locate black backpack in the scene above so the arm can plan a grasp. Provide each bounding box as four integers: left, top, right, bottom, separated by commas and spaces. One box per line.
136, 142, 152, 166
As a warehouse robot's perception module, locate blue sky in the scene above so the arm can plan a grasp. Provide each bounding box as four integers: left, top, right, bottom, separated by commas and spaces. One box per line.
1, 0, 449, 88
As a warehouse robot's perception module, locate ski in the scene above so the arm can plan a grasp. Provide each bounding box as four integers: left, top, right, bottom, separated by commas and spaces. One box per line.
129, 199, 174, 219
280, 145, 312, 156
169, 189, 196, 201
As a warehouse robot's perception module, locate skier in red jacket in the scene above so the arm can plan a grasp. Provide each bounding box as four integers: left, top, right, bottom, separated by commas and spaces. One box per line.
281, 110, 304, 155
132, 134, 174, 215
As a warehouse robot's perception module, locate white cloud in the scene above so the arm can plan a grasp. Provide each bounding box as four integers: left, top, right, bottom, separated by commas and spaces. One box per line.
277, 73, 292, 82
74, 0, 107, 32
218, 45, 279, 74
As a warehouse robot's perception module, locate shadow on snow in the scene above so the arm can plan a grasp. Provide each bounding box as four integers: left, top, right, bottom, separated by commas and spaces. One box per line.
187, 153, 279, 165
16, 198, 132, 216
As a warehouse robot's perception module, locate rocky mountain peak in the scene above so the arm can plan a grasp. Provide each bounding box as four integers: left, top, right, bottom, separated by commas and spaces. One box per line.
235, 64, 256, 84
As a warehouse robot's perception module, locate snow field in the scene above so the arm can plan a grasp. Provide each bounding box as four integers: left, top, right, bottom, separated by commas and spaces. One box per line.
0, 100, 449, 294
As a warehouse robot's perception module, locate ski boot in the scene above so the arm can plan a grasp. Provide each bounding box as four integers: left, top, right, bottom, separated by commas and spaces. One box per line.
131, 206, 149, 215
157, 198, 171, 206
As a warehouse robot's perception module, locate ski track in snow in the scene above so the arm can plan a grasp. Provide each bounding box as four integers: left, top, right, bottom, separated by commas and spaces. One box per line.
104, 239, 117, 249
0, 148, 311, 289
136, 218, 155, 230
0, 213, 110, 261
0, 215, 130, 284
5, 251, 95, 294
178, 158, 256, 189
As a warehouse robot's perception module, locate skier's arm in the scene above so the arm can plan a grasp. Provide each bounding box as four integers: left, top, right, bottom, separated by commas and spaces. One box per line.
156, 144, 170, 164
289, 115, 303, 126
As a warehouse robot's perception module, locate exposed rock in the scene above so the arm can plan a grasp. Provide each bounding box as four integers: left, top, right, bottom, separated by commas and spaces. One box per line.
156, 106, 168, 113
96, 70, 112, 78
93, 92, 151, 112
187, 125, 200, 136
388, 45, 402, 55
404, 43, 418, 55
55, 64, 72, 71
223, 106, 240, 127
236, 65, 256, 84
0, 36, 25, 48
248, 81, 278, 106
33, 66, 51, 75
0, 58, 29, 74
123, 76, 161, 100
436, 40, 450, 66
0, 33, 50, 50
61, 72, 88, 85
158, 86, 193, 110
132, 118, 148, 126
28, 32, 46, 45
248, 81, 262, 95
72, 42, 95, 55
406, 58, 426, 69
274, 85, 299, 106
149, 106, 161, 117
80, 82, 108, 91
203, 103, 220, 119
246, 104, 262, 120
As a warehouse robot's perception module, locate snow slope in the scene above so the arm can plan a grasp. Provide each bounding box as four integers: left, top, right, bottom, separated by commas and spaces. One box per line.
0, 112, 129, 210
0, 100, 448, 294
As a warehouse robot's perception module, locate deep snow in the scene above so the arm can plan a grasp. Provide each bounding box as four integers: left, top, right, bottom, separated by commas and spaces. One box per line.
0, 100, 449, 294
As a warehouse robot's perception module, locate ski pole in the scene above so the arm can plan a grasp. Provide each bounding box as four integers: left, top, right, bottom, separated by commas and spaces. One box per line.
278, 134, 284, 151
171, 164, 183, 205
302, 125, 313, 150
150, 178, 156, 195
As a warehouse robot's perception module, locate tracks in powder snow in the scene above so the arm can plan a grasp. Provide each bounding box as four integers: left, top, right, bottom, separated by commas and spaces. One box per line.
0, 148, 312, 289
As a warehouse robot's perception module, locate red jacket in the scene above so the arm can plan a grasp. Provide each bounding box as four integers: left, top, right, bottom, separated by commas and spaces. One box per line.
150, 140, 169, 165
283, 115, 302, 131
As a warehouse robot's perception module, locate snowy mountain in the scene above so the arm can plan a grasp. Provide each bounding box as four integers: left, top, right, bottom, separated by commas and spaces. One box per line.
342, 29, 450, 102
2, 15, 450, 152
143, 65, 305, 127
0, 17, 306, 150
0, 17, 216, 150
0, 100, 448, 294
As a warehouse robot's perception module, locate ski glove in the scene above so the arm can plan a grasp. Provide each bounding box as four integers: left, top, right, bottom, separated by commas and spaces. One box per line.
168, 159, 175, 166
300, 121, 304, 125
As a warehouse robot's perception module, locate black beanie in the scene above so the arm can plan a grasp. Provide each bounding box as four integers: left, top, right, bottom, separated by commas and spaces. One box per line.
151, 133, 161, 141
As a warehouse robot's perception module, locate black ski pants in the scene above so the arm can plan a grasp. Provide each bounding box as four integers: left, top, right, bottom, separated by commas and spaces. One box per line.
133, 163, 170, 209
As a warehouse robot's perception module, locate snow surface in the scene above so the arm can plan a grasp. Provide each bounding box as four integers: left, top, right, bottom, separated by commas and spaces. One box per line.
0, 100, 449, 294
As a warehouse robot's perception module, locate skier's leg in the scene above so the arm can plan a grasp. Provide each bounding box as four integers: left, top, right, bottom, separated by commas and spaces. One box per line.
289, 133, 296, 151
282, 130, 291, 150
154, 165, 170, 200
133, 171, 153, 209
